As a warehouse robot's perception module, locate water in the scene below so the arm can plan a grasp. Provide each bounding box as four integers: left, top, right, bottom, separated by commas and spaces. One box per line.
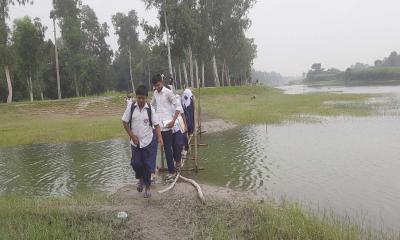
277, 84, 400, 95
197, 116, 400, 229
1, 85, 400, 229
0, 139, 134, 196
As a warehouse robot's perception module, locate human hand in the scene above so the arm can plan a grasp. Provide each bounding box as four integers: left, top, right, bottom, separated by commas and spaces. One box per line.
166, 121, 175, 129
131, 135, 139, 145
158, 137, 164, 146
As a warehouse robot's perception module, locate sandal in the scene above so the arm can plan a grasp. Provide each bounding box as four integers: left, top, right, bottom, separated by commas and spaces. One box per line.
144, 191, 152, 198
137, 182, 144, 193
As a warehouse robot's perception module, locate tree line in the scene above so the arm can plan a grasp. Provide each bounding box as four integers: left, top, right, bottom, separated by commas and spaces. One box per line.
0, 0, 257, 103
305, 50, 400, 84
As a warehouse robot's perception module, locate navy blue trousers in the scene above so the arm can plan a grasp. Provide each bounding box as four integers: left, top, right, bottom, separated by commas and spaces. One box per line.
131, 134, 158, 186
161, 130, 175, 173
172, 131, 185, 163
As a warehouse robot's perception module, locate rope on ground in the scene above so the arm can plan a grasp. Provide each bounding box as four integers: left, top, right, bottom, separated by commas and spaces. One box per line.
158, 136, 206, 204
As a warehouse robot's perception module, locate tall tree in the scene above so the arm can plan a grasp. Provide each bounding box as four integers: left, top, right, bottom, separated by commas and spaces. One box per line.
52, 0, 83, 97
80, 5, 113, 94
112, 10, 139, 93
0, 0, 33, 103
12, 16, 40, 102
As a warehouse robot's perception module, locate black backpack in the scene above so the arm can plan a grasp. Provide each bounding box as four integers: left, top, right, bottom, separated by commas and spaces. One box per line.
129, 101, 153, 129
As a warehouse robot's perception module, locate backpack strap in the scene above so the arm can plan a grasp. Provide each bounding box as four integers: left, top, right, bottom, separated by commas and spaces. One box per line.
147, 105, 153, 127
129, 101, 137, 129
129, 101, 153, 128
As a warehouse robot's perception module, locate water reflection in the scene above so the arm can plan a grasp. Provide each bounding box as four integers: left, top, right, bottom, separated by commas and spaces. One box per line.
197, 116, 400, 229
0, 139, 134, 196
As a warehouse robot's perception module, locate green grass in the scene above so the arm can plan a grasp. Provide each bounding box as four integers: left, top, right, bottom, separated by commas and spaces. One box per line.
0, 195, 136, 240
200, 86, 376, 125
1, 195, 397, 240
0, 95, 127, 147
176, 198, 398, 240
187, 200, 399, 240
0, 86, 378, 147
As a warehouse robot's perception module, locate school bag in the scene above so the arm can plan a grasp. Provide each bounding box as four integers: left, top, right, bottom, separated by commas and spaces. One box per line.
129, 101, 153, 129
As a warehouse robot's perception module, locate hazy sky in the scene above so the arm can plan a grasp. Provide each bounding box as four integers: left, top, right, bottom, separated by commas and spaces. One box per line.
9, 0, 400, 76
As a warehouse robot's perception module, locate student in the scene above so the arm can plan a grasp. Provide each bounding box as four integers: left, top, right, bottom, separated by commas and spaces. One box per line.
122, 85, 163, 198
151, 74, 181, 177
182, 88, 195, 135
165, 85, 186, 170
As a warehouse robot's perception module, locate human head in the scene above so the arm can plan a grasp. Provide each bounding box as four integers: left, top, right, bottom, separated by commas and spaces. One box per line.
135, 85, 148, 107
152, 74, 164, 92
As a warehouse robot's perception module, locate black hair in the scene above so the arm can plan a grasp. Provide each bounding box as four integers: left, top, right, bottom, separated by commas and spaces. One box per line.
152, 74, 163, 85
135, 85, 148, 97
165, 85, 171, 90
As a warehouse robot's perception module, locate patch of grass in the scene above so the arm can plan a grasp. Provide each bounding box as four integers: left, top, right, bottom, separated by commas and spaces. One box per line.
182, 199, 397, 240
0, 195, 136, 240
199, 86, 377, 125
0, 95, 127, 147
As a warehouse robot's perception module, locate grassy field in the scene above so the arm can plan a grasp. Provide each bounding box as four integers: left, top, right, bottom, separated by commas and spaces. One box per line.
0, 86, 377, 147
200, 86, 376, 125
0, 194, 396, 240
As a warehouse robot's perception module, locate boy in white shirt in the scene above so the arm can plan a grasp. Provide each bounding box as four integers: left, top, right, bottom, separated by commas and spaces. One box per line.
122, 85, 163, 198
151, 74, 181, 176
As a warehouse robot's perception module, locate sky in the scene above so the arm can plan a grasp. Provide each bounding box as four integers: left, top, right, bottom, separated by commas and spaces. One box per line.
9, 0, 400, 76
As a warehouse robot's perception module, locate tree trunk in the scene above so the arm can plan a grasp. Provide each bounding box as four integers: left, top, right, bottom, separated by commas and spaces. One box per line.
183, 61, 189, 88
195, 59, 199, 88
74, 72, 80, 97
221, 61, 225, 87
212, 55, 220, 87
53, 18, 61, 99
201, 62, 205, 88
178, 64, 182, 90
148, 64, 151, 91
163, 0, 173, 76
36, 70, 44, 101
128, 47, 135, 93
227, 65, 231, 87
40, 85, 44, 101
188, 46, 194, 87
28, 73, 33, 102
173, 67, 177, 89
5, 66, 12, 103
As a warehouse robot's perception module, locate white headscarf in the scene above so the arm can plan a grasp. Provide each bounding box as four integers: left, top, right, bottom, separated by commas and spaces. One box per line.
181, 88, 193, 108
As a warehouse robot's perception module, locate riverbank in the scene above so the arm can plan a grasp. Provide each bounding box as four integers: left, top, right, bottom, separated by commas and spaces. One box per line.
0, 86, 377, 147
1, 183, 394, 240
200, 86, 376, 125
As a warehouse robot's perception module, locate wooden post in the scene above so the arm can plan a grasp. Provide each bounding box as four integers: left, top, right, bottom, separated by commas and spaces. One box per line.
195, 59, 199, 88
201, 62, 205, 88
194, 90, 199, 171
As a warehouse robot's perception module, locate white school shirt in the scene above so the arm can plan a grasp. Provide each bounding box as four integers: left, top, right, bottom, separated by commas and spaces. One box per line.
121, 102, 159, 148
171, 94, 184, 133
151, 87, 180, 131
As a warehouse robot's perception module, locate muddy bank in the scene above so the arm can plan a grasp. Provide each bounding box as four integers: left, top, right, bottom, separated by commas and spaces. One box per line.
112, 183, 249, 240
201, 113, 237, 134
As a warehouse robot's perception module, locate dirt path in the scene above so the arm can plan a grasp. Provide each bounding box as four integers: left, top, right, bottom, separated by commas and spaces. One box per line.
112, 183, 246, 240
